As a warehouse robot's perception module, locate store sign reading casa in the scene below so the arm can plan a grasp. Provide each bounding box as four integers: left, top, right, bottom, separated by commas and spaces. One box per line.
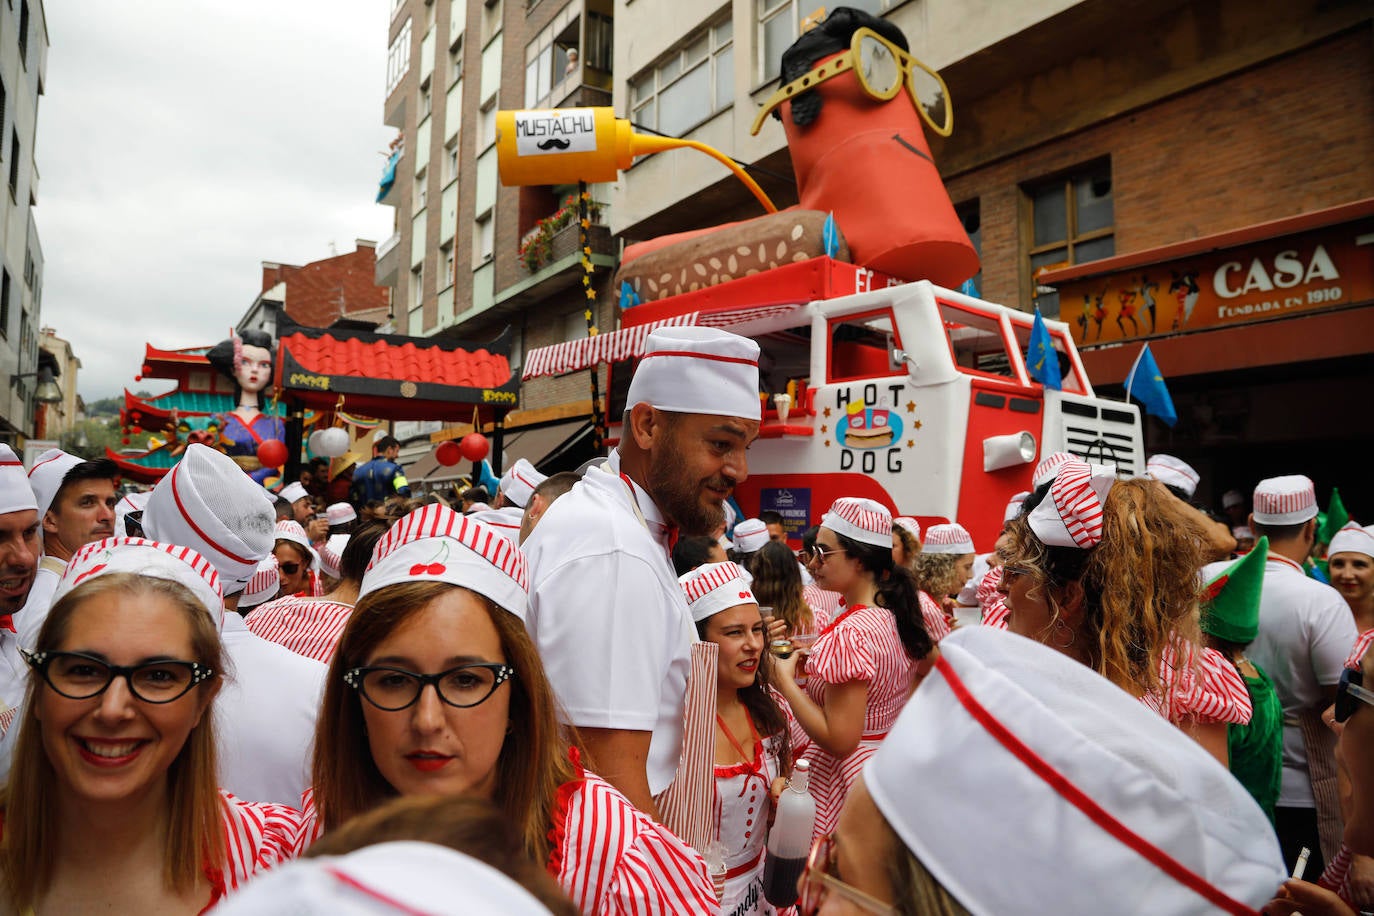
1055, 218, 1374, 347
831, 383, 907, 474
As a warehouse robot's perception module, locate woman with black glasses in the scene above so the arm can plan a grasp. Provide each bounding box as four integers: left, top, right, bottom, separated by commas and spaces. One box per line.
306, 505, 715, 915
0, 538, 302, 913
773, 498, 933, 842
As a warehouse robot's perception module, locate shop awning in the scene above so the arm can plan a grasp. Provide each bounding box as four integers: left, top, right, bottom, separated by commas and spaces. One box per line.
522, 302, 806, 380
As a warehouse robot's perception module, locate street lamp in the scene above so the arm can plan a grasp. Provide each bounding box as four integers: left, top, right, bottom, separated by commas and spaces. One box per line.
12, 366, 62, 404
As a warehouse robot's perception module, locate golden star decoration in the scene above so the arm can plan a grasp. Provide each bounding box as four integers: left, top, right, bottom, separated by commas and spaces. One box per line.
820, 425, 828, 434
823, 439, 830, 447
823, 406, 832, 418
905, 401, 916, 413
913, 420, 923, 430
906, 439, 914, 448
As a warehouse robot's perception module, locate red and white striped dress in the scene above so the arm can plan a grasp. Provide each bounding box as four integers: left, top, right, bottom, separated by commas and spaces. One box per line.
244, 595, 353, 664
1345, 627, 1373, 670
550, 763, 716, 916
917, 591, 951, 642
216, 790, 306, 895
713, 726, 786, 916
801, 585, 842, 626
976, 566, 1011, 630
801, 604, 918, 838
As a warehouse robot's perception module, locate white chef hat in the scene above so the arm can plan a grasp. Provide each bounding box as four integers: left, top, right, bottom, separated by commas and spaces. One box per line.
280, 481, 310, 505
1146, 454, 1200, 498
327, 502, 357, 526
275, 519, 321, 571
361, 504, 528, 620
142, 444, 277, 595
27, 448, 85, 518
922, 523, 975, 555
821, 497, 892, 548
625, 326, 761, 421
466, 507, 523, 544
893, 516, 922, 542
0, 445, 36, 516
498, 458, 546, 510
1003, 491, 1030, 523
733, 518, 769, 554
1329, 521, 1374, 560
54, 537, 224, 631
1222, 489, 1244, 509
320, 533, 351, 580
1251, 475, 1318, 526
680, 561, 757, 623
240, 555, 281, 607
1028, 459, 1116, 549
208, 841, 556, 915
1031, 451, 1075, 489
865, 626, 1285, 915
115, 489, 150, 536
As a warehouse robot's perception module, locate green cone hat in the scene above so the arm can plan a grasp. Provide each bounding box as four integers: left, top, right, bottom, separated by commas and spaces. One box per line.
1201, 537, 1269, 644
1318, 489, 1350, 544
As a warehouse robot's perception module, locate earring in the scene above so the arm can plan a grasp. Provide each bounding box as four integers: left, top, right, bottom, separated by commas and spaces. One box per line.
1052, 619, 1076, 650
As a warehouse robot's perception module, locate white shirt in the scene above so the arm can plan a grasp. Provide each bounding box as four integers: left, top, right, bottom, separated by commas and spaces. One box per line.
1210, 555, 1358, 807
16, 556, 64, 649
522, 450, 694, 796
218, 612, 328, 806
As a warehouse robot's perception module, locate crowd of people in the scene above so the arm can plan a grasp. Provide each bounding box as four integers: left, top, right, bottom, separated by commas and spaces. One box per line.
0, 324, 1367, 914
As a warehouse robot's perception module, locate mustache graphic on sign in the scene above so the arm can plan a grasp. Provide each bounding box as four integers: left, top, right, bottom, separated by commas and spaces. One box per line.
537, 137, 572, 151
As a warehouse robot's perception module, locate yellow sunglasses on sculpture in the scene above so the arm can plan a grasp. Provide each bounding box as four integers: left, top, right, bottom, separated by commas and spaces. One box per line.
750, 27, 953, 138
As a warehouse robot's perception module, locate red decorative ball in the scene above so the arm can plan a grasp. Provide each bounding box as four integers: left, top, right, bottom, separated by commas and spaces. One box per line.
257, 439, 289, 469
121, 437, 130, 445
435, 440, 462, 467
458, 433, 490, 462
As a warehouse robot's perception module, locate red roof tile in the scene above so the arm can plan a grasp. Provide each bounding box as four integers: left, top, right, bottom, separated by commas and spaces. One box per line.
280, 335, 511, 388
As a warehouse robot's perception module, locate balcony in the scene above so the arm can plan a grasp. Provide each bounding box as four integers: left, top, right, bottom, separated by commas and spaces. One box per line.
375, 231, 402, 287
495, 222, 615, 312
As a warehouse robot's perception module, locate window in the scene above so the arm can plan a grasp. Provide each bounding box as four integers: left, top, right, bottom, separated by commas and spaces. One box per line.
8, 130, 18, 200
524, 7, 581, 110
477, 98, 496, 150
414, 168, 428, 210
411, 264, 424, 307
827, 309, 902, 383
563, 306, 589, 342
629, 15, 734, 137
449, 36, 463, 85
585, 12, 613, 73
0, 269, 10, 339
438, 242, 454, 292
1025, 160, 1113, 318
420, 82, 432, 118
18, 1, 29, 67
757, 0, 897, 83
474, 213, 494, 265
0, 78, 6, 138
442, 141, 459, 185
955, 199, 982, 297
387, 19, 412, 95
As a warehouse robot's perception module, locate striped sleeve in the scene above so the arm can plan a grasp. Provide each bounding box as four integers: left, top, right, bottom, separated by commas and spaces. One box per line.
918, 590, 951, 642
1346, 628, 1374, 670
245, 597, 353, 664
551, 773, 715, 916
1157, 643, 1253, 726
809, 621, 876, 685
216, 790, 306, 892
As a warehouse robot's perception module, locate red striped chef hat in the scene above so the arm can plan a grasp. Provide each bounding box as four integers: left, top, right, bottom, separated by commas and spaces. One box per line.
465, 507, 524, 544
625, 326, 762, 421
1003, 491, 1030, 523
27, 448, 84, 519
56, 536, 224, 630
1032, 451, 1075, 489
1329, 521, 1374, 560
142, 444, 276, 595
922, 523, 975, 555
0, 445, 37, 515
274, 520, 320, 571
361, 504, 529, 620
498, 458, 546, 510
1146, 454, 1200, 498
821, 497, 893, 548
1251, 475, 1318, 526
866, 626, 1285, 914
679, 561, 757, 623
326, 502, 357, 526
1027, 459, 1116, 549
894, 516, 922, 542
240, 555, 281, 607
733, 518, 769, 554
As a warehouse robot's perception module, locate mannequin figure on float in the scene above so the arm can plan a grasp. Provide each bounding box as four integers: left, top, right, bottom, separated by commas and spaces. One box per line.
205, 330, 287, 486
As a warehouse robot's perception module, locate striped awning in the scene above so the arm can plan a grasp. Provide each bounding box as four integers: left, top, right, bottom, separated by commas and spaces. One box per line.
522, 303, 806, 380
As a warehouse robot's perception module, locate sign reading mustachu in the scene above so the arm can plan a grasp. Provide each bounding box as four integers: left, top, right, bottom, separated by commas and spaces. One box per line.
513, 109, 599, 157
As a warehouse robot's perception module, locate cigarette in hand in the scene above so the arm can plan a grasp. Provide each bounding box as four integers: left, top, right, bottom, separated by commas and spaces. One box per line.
1291, 846, 1310, 881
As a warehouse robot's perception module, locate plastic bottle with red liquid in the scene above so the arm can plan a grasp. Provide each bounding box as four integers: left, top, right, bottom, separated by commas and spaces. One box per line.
761, 758, 816, 907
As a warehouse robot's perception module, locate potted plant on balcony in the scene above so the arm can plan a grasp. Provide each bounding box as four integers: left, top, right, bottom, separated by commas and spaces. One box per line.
517, 194, 605, 273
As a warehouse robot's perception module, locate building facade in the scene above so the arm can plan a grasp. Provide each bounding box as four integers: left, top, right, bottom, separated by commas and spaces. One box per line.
0, 0, 48, 442
381, 0, 1373, 504
35, 325, 78, 441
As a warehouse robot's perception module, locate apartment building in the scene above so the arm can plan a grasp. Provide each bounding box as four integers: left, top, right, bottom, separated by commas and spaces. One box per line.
34, 325, 78, 441
383, 0, 1372, 501
0, 0, 50, 442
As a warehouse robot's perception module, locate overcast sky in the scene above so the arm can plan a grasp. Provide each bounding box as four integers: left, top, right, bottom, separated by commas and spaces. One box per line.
37, 1, 396, 401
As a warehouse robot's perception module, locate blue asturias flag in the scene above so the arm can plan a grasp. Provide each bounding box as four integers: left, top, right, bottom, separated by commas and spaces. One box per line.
1124, 343, 1178, 426
1025, 307, 1062, 390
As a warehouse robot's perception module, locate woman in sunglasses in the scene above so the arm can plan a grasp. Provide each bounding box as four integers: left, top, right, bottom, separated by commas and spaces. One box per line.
772, 497, 933, 841
0, 538, 302, 913
307, 505, 715, 915
272, 520, 318, 599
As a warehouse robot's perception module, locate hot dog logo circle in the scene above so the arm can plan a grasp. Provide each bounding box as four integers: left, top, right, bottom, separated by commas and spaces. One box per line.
836, 399, 904, 449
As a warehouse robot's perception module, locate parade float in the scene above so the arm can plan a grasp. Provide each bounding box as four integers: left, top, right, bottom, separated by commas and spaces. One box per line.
504, 8, 1144, 547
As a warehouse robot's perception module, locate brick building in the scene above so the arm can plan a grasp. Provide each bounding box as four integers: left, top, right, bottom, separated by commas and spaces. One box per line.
237, 240, 390, 338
